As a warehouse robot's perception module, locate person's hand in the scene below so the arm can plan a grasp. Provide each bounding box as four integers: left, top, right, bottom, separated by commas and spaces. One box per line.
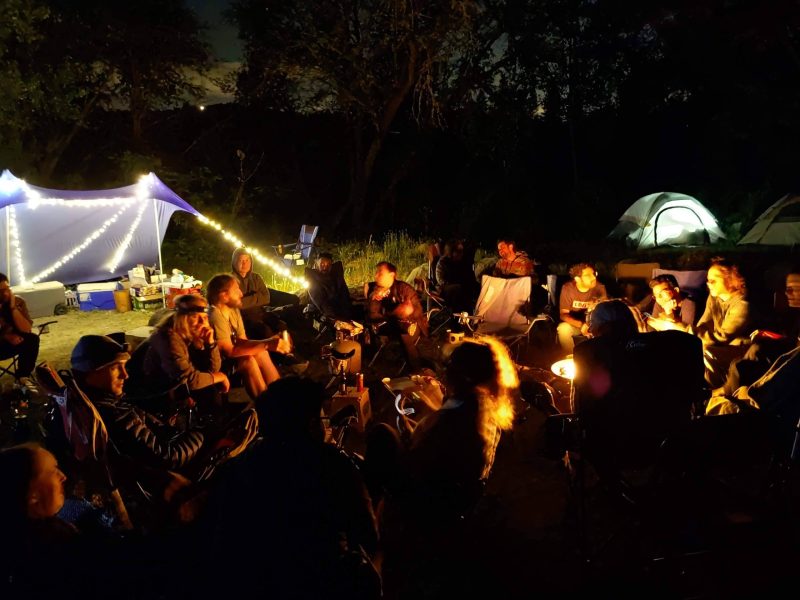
266, 334, 292, 354
213, 372, 230, 393
662, 298, 678, 315
628, 304, 648, 332
4, 333, 23, 345
580, 323, 590, 336
412, 374, 445, 410
199, 325, 215, 345
371, 287, 390, 301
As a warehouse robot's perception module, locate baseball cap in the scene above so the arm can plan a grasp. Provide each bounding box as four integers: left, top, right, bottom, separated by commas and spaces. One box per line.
70, 335, 131, 373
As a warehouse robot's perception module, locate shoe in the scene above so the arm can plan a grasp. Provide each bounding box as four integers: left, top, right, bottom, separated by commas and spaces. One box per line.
17, 377, 38, 394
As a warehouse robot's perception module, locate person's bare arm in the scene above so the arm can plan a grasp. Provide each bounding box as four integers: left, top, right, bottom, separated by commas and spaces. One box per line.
218, 336, 289, 358
560, 310, 583, 329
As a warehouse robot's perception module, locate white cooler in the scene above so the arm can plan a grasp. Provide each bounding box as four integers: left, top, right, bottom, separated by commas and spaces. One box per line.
13, 281, 67, 319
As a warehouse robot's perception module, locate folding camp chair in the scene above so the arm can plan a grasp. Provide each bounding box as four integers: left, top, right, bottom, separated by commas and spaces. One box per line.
0, 320, 56, 383
273, 224, 319, 267
465, 275, 553, 360
417, 277, 456, 336
36, 362, 134, 529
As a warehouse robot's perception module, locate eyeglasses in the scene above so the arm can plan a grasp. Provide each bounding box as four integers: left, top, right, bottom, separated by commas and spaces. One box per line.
786, 286, 800, 294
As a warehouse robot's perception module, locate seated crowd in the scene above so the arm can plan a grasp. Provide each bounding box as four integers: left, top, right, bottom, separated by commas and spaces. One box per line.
1, 239, 800, 599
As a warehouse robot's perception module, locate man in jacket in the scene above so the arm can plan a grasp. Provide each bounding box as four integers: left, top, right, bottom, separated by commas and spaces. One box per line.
70, 335, 245, 480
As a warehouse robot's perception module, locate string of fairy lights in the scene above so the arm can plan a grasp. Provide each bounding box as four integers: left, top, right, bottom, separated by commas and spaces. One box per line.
2, 173, 309, 289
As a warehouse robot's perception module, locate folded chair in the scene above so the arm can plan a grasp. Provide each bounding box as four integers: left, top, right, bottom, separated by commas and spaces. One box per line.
273, 224, 319, 267
416, 277, 456, 336
464, 275, 553, 360
37, 363, 135, 529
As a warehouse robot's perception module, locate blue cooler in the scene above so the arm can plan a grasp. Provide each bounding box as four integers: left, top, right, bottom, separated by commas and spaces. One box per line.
77, 282, 118, 311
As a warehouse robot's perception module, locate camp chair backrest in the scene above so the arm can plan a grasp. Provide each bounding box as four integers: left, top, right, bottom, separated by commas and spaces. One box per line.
298, 224, 319, 262
58, 383, 110, 463
651, 268, 707, 299
615, 262, 660, 282
474, 275, 531, 334
574, 330, 704, 472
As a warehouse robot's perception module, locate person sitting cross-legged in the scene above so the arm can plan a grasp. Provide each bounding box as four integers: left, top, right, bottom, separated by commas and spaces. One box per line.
206, 273, 291, 399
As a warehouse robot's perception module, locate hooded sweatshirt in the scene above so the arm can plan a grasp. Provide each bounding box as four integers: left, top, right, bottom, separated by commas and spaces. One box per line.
231, 247, 270, 320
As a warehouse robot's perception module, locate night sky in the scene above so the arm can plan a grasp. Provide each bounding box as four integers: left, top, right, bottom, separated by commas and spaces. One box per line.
187, 0, 242, 61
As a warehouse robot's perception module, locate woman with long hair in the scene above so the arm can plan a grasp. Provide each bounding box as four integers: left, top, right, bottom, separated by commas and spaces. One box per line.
398, 336, 519, 519
696, 257, 752, 387
696, 257, 750, 346
137, 294, 230, 399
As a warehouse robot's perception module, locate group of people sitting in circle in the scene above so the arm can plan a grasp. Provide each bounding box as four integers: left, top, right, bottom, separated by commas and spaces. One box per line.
1, 321, 519, 598
2, 237, 800, 598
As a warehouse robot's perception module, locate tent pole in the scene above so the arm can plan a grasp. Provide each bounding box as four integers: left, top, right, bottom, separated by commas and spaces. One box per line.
5, 206, 10, 285
152, 198, 166, 307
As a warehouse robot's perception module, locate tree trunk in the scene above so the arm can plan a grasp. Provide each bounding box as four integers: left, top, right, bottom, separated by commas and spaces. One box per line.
130, 60, 145, 143
38, 94, 100, 182
330, 43, 419, 232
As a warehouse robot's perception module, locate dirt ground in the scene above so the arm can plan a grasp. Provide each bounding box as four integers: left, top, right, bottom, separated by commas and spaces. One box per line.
35, 307, 156, 371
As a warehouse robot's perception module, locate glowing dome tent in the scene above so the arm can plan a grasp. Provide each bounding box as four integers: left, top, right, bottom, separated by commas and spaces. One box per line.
0, 170, 308, 288
608, 192, 726, 250
738, 194, 800, 246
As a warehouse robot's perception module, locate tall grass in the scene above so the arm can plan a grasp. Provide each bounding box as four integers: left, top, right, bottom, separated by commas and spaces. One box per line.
164, 229, 431, 293
333, 231, 428, 288
264, 231, 431, 291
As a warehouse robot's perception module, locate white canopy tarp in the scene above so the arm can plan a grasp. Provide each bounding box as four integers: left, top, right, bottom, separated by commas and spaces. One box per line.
0, 170, 199, 285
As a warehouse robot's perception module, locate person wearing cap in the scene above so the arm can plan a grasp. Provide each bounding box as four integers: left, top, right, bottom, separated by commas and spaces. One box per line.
134, 294, 229, 398
70, 334, 208, 474
206, 274, 290, 399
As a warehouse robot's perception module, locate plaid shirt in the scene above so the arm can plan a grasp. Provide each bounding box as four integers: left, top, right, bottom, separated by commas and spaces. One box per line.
493, 252, 534, 277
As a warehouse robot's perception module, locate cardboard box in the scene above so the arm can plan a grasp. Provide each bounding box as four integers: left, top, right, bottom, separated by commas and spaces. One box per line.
330, 387, 372, 432
132, 294, 164, 311
166, 288, 201, 308
77, 283, 117, 311
131, 284, 160, 297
